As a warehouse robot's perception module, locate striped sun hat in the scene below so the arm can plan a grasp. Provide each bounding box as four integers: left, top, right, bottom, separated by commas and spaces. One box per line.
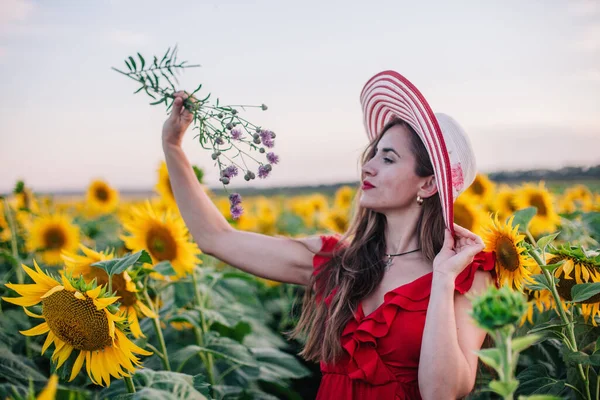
360, 70, 477, 235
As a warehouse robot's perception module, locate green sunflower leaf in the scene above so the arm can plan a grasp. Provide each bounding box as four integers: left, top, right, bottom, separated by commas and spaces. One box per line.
539, 260, 564, 273
571, 282, 600, 303
153, 261, 177, 276
536, 232, 560, 252
475, 348, 502, 371
511, 207, 537, 233
512, 333, 543, 354
91, 250, 152, 277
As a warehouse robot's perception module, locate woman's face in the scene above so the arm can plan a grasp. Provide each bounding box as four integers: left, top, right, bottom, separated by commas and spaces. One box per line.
359, 124, 424, 212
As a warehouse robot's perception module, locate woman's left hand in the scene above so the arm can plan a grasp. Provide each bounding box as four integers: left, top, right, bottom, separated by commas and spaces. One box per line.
432, 223, 485, 279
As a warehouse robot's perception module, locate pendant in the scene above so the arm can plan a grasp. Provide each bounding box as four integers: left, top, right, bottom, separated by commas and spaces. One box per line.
384, 255, 393, 270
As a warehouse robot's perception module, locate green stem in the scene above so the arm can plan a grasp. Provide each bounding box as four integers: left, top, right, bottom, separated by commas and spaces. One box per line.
3, 198, 31, 358
142, 289, 171, 371
565, 383, 586, 399
124, 376, 136, 393
192, 270, 215, 388
595, 375, 599, 400
529, 248, 591, 399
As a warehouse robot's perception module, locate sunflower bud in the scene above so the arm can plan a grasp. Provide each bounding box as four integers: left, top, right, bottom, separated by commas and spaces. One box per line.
470, 285, 527, 331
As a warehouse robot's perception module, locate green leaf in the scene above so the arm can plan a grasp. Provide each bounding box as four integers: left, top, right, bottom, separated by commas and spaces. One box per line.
250, 348, 311, 381
539, 260, 564, 273
153, 261, 177, 276
125, 59, 132, 72
536, 232, 560, 252
571, 282, 600, 303
524, 274, 553, 291
128, 56, 137, 71
90, 250, 151, 276
512, 207, 537, 233
489, 379, 519, 397
527, 320, 568, 335
563, 350, 600, 366
512, 334, 543, 353
518, 396, 563, 400
595, 336, 600, 354
475, 348, 502, 371
137, 52, 145, 70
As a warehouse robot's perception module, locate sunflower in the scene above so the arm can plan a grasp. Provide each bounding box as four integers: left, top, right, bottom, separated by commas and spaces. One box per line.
120, 201, 202, 278
453, 193, 487, 236
558, 184, 594, 213
547, 245, 600, 326
321, 208, 350, 234
86, 180, 119, 215
464, 173, 496, 205
36, 374, 59, 400
0, 201, 12, 242
14, 186, 40, 213
255, 197, 279, 235
513, 182, 561, 236
2, 261, 152, 386
155, 161, 178, 211
26, 213, 80, 265
482, 213, 537, 291
493, 185, 518, 221
61, 244, 156, 338
334, 186, 356, 210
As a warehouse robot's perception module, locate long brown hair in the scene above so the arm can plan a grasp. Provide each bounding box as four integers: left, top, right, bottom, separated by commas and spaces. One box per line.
285, 117, 445, 364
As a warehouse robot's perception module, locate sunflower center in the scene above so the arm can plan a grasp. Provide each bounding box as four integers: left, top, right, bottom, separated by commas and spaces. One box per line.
95, 187, 110, 202
111, 273, 138, 306
530, 194, 548, 217
454, 203, 474, 230
43, 226, 67, 250
146, 225, 178, 261
471, 179, 484, 196
497, 236, 520, 272
42, 290, 112, 351
333, 215, 348, 232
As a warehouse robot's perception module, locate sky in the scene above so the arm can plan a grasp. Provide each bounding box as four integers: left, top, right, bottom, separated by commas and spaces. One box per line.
1, 0, 599, 194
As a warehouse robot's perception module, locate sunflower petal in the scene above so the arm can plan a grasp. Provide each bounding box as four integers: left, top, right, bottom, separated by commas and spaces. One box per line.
93, 296, 120, 310
40, 285, 65, 299
136, 300, 156, 318
20, 322, 49, 336
69, 351, 86, 382
22, 307, 44, 319
1, 295, 40, 307
86, 285, 102, 299
42, 331, 55, 355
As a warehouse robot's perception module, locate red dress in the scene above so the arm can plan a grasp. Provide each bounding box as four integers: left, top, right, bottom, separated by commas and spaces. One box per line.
313, 235, 496, 400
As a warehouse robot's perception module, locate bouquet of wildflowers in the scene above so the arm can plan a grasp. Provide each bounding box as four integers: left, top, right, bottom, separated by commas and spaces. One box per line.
113, 46, 280, 219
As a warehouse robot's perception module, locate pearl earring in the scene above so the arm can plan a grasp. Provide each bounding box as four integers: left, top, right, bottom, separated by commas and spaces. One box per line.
416, 195, 424, 206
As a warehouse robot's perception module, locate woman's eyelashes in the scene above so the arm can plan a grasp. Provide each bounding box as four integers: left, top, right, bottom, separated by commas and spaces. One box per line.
383, 157, 393, 164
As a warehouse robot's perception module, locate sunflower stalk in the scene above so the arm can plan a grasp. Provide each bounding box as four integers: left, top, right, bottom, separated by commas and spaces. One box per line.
527, 239, 592, 400
142, 288, 171, 371
191, 269, 216, 389
2, 198, 32, 358
124, 376, 136, 393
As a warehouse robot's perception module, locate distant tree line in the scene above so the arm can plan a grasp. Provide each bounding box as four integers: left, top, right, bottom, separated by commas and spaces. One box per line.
488, 164, 600, 183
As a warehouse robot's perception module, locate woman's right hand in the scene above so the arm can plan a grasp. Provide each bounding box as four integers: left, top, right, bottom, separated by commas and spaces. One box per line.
162, 90, 195, 148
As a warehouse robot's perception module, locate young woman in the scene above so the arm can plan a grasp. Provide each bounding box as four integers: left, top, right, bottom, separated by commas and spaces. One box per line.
161, 71, 498, 400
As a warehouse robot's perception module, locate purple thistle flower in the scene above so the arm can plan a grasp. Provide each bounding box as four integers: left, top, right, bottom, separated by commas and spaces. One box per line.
266, 152, 279, 164
259, 130, 275, 148
230, 129, 243, 140
215, 137, 225, 145
229, 192, 242, 206
222, 165, 239, 179
258, 164, 271, 179
230, 204, 244, 219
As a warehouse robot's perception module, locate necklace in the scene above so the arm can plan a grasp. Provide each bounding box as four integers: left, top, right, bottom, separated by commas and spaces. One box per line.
384, 248, 421, 271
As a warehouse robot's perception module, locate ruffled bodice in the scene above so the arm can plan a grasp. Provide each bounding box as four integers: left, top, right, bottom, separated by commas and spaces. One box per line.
312, 235, 497, 400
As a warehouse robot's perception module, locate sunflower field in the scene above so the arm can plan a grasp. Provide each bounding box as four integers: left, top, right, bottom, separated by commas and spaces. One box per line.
1, 168, 599, 400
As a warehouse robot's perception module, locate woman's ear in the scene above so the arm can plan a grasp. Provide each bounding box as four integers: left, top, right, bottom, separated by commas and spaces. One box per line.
418, 175, 438, 198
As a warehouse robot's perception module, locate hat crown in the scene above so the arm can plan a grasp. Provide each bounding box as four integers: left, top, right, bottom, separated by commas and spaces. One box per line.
434, 113, 477, 198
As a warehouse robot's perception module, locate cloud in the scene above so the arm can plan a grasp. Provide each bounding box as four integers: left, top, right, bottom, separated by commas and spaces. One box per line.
109, 29, 149, 46
571, 69, 600, 82
573, 24, 600, 52
568, 0, 600, 17
0, 0, 36, 25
